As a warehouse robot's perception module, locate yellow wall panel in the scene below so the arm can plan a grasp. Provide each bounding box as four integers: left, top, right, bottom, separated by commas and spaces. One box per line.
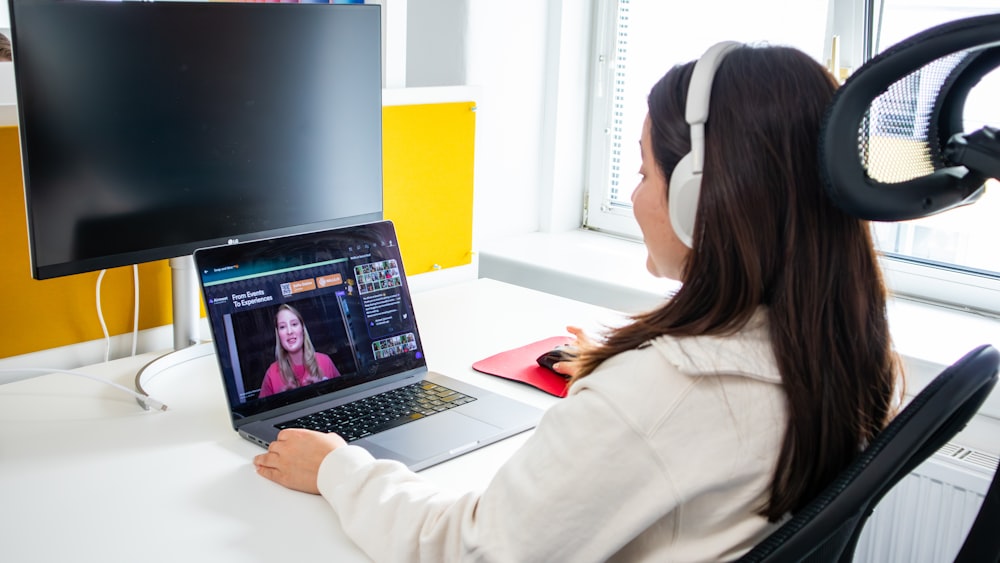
383, 102, 475, 275
0, 101, 475, 358
0, 126, 176, 354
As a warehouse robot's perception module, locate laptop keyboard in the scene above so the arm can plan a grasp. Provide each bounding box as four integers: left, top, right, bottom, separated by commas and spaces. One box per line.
275, 382, 476, 442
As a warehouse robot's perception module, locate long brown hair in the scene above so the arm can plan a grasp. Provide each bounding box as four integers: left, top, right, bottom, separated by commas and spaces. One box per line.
574, 45, 901, 521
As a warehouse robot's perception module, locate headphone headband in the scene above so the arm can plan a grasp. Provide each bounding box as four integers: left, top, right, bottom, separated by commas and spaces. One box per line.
668, 41, 741, 248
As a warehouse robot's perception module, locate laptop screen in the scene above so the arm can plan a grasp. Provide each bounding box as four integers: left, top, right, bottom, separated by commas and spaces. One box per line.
195, 221, 426, 421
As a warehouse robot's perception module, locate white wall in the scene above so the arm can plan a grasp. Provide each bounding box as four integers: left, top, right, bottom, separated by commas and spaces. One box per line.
405, 0, 467, 86
465, 2, 550, 242
405, 0, 592, 248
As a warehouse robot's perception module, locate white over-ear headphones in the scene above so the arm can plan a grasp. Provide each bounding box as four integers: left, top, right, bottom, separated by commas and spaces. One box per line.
668, 41, 741, 248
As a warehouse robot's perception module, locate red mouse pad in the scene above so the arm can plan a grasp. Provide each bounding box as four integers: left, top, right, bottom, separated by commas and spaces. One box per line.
472, 336, 575, 398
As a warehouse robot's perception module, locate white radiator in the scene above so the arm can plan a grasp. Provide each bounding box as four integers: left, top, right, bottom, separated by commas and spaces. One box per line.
855, 443, 998, 562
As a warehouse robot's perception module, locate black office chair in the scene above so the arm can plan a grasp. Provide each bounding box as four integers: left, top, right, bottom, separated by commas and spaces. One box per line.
736, 344, 999, 563
955, 451, 1000, 562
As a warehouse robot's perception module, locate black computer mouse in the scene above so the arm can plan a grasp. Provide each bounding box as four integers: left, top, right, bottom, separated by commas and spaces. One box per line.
536, 344, 579, 372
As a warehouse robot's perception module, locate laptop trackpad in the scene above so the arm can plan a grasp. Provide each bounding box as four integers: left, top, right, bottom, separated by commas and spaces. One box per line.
367, 411, 498, 461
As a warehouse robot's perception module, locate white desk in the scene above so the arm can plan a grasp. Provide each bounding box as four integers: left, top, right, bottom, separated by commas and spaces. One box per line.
0, 279, 626, 563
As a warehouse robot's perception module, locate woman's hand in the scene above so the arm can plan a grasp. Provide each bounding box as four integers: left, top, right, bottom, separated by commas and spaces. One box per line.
551, 325, 595, 378
253, 428, 348, 494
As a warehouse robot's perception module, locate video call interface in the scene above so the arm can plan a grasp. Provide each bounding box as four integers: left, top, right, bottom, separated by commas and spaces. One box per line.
199, 226, 425, 418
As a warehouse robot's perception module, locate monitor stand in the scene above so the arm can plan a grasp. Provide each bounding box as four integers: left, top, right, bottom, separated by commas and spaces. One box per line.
170, 255, 202, 350
130, 256, 213, 407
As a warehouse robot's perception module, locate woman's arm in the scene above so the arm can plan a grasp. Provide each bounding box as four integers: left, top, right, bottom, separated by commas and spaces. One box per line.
314, 383, 677, 562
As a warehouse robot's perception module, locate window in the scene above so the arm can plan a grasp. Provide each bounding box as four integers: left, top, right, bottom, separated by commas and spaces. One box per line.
584, 0, 1000, 314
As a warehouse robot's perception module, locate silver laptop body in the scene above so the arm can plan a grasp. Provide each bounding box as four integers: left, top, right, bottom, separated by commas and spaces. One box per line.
194, 220, 541, 471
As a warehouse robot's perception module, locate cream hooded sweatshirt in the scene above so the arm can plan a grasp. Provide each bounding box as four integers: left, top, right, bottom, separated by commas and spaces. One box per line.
317, 310, 786, 562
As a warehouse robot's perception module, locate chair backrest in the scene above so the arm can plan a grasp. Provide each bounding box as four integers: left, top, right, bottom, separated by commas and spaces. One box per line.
737, 344, 1000, 563
954, 451, 1000, 563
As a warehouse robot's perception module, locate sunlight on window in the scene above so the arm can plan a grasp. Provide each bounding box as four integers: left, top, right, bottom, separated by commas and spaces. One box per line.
874, 179, 999, 273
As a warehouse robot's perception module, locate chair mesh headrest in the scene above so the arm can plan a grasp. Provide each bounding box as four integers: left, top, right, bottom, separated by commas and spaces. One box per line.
863, 51, 969, 183
819, 14, 1000, 221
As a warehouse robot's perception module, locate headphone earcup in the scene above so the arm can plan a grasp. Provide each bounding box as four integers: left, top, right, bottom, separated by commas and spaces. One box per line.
668, 152, 701, 248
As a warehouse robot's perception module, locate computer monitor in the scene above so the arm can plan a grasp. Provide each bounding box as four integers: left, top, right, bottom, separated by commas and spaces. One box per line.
8, 0, 383, 348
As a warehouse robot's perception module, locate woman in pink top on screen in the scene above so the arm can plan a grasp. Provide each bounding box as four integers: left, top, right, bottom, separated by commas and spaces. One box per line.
258, 304, 340, 398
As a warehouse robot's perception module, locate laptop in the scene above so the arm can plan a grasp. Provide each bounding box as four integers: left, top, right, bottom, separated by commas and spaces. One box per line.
194, 220, 543, 471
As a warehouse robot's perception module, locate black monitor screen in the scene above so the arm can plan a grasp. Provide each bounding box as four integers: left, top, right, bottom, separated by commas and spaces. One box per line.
10, 0, 383, 279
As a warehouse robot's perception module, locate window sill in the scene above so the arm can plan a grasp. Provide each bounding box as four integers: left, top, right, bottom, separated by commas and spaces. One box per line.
478, 228, 1000, 453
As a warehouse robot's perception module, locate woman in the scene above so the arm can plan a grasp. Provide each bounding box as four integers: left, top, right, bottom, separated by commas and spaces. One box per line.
258, 304, 340, 398
253, 44, 901, 561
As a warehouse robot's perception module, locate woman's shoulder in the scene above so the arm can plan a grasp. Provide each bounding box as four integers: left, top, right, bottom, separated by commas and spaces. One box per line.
648, 308, 780, 384
314, 352, 339, 375
574, 310, 781, 404
571, 312, 786, 443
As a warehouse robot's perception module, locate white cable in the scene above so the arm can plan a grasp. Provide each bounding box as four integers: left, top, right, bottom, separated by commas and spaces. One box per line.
0, 368, 168, 411
132, 264, 140, 357
96, 269, 110, 362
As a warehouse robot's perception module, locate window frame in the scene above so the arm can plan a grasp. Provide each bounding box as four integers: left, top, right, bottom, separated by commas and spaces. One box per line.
581, 0, 1000, 316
